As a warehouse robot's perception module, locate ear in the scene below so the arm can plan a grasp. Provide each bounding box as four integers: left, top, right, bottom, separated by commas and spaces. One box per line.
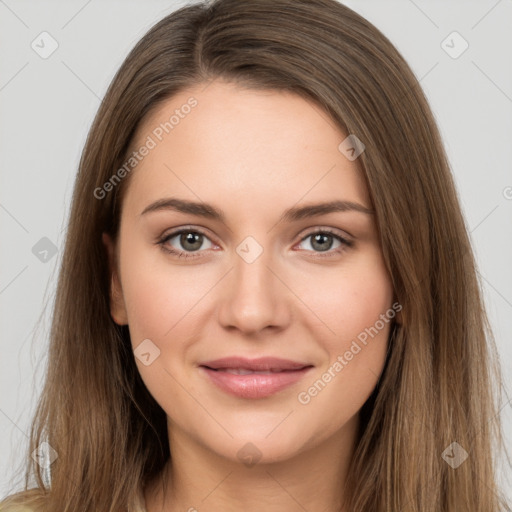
102, 232, 129, 326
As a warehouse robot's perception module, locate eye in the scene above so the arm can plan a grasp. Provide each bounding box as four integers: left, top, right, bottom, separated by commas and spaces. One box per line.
295, 229, 352, 258
157, 227, 352, 260
157, 228, 215, 259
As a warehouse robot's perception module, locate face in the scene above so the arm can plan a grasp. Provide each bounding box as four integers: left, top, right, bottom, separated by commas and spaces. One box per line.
104, 80, 395, 465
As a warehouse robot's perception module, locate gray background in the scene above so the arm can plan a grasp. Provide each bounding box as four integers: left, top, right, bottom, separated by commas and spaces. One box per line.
1, 0, 511, 503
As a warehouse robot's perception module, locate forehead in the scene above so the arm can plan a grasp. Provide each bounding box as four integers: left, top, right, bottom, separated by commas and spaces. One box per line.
124, 80, 370, 216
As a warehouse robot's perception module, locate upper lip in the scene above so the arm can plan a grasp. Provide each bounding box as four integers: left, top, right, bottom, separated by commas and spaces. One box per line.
199, 356, 312, 371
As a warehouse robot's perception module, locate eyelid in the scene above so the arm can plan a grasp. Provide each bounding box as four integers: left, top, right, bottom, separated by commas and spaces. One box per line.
297, 226, 353, 243
157, 224, 353, 259
159, 225, 216, 241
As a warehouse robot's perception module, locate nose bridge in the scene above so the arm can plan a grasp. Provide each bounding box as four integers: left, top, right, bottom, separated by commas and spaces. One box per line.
217, 234, 290, 333
234, 236, 272, 292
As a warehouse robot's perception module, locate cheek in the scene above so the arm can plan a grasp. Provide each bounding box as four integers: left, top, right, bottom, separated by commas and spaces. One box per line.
118, 232, 208, 342
118, 238, 210, 413
297, 250, 393, 351
294, 251, 393, 407
297, 257, 395, 418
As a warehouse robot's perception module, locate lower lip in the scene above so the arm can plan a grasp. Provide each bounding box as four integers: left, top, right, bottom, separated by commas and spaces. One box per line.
200, 366, 313, 399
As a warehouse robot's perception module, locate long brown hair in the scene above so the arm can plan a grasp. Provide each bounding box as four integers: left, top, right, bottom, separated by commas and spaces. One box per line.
1, 0, 509, 510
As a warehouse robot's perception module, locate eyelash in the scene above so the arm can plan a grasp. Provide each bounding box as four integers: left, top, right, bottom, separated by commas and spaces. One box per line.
157, 227, 352, 260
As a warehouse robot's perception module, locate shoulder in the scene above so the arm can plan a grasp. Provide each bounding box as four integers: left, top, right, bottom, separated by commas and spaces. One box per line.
1, 486, 147, 512
0, 489, 47, 512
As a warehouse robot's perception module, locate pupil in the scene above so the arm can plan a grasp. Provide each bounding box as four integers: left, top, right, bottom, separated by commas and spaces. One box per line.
181, 232, 202, 251
312, 233, 332, 252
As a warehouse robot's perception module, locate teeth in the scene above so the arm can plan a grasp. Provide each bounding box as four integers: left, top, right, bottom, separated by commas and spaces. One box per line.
221, 368, 282, 375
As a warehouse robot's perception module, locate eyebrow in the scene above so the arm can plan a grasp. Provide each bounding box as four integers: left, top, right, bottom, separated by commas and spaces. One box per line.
139, 197, 374, 223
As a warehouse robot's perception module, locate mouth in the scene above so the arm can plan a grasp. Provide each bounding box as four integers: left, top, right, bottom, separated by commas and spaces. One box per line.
204, 367, 304, 375
198, 357, 314, 399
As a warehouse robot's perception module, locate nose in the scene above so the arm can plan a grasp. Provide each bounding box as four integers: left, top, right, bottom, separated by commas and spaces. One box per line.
217, 241, 292, 335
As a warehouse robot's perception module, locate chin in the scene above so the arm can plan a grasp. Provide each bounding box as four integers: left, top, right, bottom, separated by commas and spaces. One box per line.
203, 425, 318, 466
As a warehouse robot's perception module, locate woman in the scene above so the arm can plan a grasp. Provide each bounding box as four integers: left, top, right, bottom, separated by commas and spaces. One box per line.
1, 0, 509, 511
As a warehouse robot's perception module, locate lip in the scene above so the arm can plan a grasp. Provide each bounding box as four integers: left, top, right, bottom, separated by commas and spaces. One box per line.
199, 357, 314, 399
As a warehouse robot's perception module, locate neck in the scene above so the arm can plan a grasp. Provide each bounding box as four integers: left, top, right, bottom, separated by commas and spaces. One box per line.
144, 414, 359, 512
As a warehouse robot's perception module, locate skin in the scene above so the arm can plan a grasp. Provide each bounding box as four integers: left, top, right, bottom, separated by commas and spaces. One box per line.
103, 80, 395, 512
